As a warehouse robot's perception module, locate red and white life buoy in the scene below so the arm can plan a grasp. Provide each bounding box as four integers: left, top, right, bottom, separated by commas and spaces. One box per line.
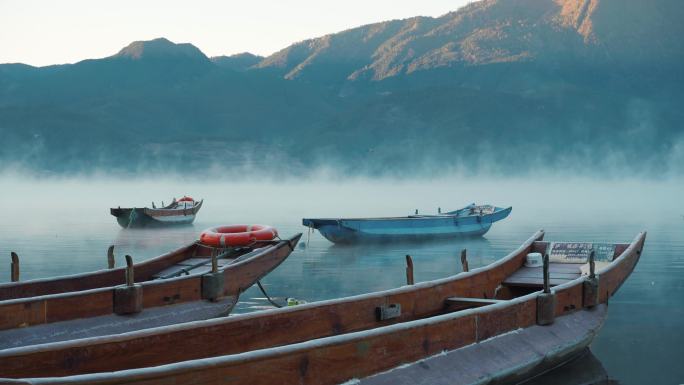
200, 224, 278, 247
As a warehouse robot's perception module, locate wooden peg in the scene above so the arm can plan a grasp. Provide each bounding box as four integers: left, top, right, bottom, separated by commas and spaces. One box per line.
542, 253, 550, 294
406, 255, 414, 285
107, 245, 115, 269
125, 255, 134, 286
211, 248, 218, 273
460, 249, 469, 272
589, 250, 596, 279
10, 252, 20, 282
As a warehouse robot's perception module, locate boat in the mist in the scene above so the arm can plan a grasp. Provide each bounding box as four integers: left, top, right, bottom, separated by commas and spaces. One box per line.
0, 231, 301, 349
110, 196, 203, 228
0, 231, 646, 384
302, 203, 512, 243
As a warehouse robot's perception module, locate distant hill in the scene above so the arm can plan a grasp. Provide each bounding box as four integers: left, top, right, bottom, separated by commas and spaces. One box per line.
212, 53, 264, 72
0, 0, 682, 176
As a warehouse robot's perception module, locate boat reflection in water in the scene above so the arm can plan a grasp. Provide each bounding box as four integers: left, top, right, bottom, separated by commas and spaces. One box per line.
524, 348, 618, 385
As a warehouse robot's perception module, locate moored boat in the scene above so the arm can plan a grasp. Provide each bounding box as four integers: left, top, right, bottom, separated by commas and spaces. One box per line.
110, 196, 203, 228
303, 203, 512, 243
0, 227, 301, 349
0, 230, 645, 384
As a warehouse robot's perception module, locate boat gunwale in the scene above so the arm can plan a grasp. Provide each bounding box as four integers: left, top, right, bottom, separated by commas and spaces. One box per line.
302, 206, 511, 223
143, 199, 203, 217
2, 230, 647, 385
11, 294, 544, 384
0, 235, 301, 332
0, 238, 295, 306
0, 230, 544, 356
0, 242, 196, 293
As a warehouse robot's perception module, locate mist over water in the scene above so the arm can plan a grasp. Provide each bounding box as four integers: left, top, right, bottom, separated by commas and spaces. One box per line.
0, 174, 682, 384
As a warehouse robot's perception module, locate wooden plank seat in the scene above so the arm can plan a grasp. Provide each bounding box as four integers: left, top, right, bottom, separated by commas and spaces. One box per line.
503, 263, 583, 288
151, 256, 237, 279
445, 297, 506, 311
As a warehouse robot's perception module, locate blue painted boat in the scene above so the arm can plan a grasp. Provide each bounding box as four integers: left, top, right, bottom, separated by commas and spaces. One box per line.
302, 204, 512, 244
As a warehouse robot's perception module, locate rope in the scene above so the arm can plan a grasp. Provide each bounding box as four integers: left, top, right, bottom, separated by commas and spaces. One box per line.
256, 280, 283, 308
275, 235, 294, 251
127, 209, 138, 229
306, 224, 312, 247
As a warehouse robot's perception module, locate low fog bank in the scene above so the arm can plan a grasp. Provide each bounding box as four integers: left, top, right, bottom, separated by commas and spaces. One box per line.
1, 173, 681, 227
2, 136, 684, 182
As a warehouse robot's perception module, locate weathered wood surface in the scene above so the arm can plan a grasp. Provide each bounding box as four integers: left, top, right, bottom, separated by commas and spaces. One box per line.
0, 235, 301, 331
502, 263, 582, 287
0, 298, 538, 384
0, 231, 646, 385
10, 252, 20, 282
0, 297, 235, 350
0, 243, 196, 301
359, 304, 607, 385
0, 231, 544, 378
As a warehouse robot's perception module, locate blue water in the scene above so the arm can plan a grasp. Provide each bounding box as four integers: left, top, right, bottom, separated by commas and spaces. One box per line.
0, 177, 681, 384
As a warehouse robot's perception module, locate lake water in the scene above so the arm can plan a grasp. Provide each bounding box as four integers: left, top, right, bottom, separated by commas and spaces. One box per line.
0, 176, 682, 384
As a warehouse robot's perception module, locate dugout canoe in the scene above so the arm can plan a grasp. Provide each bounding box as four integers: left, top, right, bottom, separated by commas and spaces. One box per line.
110, 196, 203, 228
302, 204, 511, 244
0, 233, 301, 349
0, 230, 645, 385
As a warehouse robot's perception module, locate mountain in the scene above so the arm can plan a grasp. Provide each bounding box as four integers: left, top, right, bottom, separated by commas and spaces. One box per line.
115, 38, 209, 61
0, 0, 682, 176
257, 0, 683, 83
212, 53, 264, 72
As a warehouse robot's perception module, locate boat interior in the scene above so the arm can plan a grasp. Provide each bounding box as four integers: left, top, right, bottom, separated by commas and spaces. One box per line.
0, 231, 644, 379
0, 240, 280, 302
154, 197, 202, 211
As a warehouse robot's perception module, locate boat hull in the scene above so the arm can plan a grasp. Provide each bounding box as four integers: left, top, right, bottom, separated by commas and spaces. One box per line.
304, 206, 511, 244
0, 232, 646, 385
111, 207, 197, 228
360, 304, 607, 385
0, 234, 302, 340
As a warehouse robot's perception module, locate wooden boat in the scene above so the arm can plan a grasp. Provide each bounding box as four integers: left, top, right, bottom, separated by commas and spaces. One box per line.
302, 204, 512, 243
0, 232, 301, 349
0, 230, 645, 385
110, 196, 203, 228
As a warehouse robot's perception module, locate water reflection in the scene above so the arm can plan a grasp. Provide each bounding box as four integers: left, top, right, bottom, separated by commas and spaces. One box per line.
523, 349, 618, 385
1, 177, 682, 384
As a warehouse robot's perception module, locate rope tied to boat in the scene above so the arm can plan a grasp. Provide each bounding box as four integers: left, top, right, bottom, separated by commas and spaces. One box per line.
306, 223, 314, 247
275, 235, 295, 251
256, 280, 284, 308
127, 209, 138, 229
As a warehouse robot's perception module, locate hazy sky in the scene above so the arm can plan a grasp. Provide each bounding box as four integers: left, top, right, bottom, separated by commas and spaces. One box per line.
0, 0, 473, 66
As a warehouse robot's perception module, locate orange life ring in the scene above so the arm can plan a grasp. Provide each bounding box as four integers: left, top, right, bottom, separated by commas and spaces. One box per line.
199, 224, 278, 247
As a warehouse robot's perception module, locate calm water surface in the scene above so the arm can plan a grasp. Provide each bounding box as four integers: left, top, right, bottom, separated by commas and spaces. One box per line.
0, 177, 681, 384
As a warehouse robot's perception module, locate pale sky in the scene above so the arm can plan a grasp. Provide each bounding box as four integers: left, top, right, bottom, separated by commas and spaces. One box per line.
0, 0, 473, 67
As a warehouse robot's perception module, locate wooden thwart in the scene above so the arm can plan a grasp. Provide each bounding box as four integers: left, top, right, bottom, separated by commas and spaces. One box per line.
445, 297, 505, 311
503, 263, 582, 288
